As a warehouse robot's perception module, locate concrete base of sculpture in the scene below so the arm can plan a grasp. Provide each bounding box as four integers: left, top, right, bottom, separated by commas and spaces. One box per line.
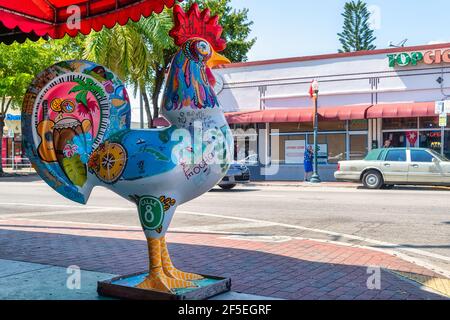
97, 272, 231, 300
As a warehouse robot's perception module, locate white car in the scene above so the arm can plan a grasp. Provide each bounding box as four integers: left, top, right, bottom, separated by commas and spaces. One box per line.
218, 163, 251, 190
335, 148, 450, 189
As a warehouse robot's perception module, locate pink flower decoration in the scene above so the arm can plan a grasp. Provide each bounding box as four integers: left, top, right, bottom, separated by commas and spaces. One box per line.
63, 144, 78, 158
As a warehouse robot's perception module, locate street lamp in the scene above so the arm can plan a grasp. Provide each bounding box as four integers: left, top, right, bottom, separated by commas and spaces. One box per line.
310, 79, 321, 183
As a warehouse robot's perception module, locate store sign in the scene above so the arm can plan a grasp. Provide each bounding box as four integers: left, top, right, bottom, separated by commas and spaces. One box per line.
5, 114, 21, 121
435, 100, 450, 114
388, 49, 450, 68
285, 140, 305, 164
439, 114, 447, 127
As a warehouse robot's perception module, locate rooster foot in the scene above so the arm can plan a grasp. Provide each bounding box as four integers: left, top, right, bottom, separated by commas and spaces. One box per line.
161, 237, 204, 281
137, 269, 197, 293
163, 266, 204, 281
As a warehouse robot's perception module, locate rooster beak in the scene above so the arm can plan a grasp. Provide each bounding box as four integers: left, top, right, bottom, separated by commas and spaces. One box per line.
207, 51, 231, 68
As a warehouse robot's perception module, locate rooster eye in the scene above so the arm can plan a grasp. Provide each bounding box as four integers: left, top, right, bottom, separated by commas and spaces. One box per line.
196, 41, 211, 56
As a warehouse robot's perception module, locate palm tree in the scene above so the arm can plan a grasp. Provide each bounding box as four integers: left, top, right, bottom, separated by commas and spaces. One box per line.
84, 10, 175, 127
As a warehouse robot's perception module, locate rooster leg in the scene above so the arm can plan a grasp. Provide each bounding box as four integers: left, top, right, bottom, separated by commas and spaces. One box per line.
161, 236, 204, 281
136, 237, 196, 293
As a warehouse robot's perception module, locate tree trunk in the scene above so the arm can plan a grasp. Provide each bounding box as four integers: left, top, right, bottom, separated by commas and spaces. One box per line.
141, 88, 153, 129
151, 66, 165, 122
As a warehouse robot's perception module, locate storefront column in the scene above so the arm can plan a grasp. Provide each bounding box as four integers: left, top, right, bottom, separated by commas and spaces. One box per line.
345, 121, 350, 160
259, 123, 270, 166
376, 119, 383, 147
368, 119, 382, 149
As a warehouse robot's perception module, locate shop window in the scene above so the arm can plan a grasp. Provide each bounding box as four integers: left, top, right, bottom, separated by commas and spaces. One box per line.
385, 149, 406, 162
272, 135, 306, 164
271, 122, 312, 133
318, 120, 346, 131
419, 117, 439, 129
383, 118, 418, 130
308, 134, 345, 164
419, 131, 441, 153
350, 135, 368, 160
234, 127, 258, 162
349, 120, 368, 131
444, 132, 450, 159
231, 124, 257, 131
411, 150, 434, 163
383, 132, 407, 148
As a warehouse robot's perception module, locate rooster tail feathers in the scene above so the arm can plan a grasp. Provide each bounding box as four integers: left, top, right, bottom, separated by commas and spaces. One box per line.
22, 60, 131, 204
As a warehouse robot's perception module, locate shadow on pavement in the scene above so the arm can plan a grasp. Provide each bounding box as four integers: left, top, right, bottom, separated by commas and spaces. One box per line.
0, 227, 446, 300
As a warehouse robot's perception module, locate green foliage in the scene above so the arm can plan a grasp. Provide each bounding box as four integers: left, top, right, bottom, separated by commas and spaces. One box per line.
69, 77, 106, 106
184, 0, 256, 62
337, 0, 376, 53
0, 36, 82, 173
0, 36, 84, 112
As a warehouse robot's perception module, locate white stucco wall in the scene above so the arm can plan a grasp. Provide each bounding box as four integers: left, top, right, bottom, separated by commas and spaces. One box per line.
214, 45, 450, 113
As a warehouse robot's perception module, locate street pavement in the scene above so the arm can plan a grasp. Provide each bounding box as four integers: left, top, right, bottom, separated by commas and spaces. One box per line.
0, 174, 449, 299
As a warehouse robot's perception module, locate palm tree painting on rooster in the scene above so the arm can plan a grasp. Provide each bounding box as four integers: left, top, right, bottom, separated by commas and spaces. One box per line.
21, 3, 233, 295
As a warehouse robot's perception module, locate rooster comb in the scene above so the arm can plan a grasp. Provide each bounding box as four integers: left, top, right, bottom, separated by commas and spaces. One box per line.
169, 3, 226, 52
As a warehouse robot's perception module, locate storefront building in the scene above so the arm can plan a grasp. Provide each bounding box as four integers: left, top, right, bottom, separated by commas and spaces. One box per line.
1, 109, 23, 168
212, 43, 450, 181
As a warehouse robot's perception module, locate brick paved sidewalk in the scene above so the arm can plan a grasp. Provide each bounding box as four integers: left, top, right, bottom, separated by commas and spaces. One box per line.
0, 218, 448, 300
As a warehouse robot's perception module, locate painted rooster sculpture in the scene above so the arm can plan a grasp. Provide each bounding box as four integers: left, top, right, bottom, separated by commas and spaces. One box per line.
21, 4, 232, 293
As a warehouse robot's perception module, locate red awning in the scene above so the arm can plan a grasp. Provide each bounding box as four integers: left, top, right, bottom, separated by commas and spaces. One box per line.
155, 102, 437, 126
225, 108, 313, 124
319, 104, 371, 120
366, 102, 436, 119
0, 0, 177, 44
224, 105, 370, 124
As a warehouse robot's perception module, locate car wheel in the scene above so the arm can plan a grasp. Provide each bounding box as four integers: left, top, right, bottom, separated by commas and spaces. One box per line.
363, 171, 384, 189
219, 184, 237, 190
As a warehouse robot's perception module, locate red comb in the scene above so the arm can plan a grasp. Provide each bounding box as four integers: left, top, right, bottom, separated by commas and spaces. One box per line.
169, 3, 226, 52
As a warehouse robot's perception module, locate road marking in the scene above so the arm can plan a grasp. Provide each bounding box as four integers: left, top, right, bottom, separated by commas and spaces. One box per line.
7, 218, 143, 231
0, 208, 126, 219
170, 221, 276, 233
391, 271, 450, 297
206, 193, 285, 198
176, 210, 450, 264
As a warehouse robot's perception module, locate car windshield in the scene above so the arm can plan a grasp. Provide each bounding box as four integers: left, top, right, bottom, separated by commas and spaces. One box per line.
429, 149, 449, 161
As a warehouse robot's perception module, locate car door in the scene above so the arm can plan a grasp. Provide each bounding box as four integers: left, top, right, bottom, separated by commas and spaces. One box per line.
408, 149, 443, 184
381, 149, 408, 183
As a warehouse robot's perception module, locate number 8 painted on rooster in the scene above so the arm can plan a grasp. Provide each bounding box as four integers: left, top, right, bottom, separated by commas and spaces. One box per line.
138, 196, 164, 230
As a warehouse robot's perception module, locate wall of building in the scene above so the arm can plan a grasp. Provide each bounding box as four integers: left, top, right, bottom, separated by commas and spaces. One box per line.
215, 44, 450, 181
215, 46, 450, 113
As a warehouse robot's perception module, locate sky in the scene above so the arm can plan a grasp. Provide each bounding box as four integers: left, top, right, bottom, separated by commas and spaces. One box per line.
230, 0, 450, 61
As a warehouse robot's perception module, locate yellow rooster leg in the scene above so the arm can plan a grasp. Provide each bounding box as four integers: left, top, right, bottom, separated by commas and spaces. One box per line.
161, 236, 204, 281
137, 238, 196, 293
